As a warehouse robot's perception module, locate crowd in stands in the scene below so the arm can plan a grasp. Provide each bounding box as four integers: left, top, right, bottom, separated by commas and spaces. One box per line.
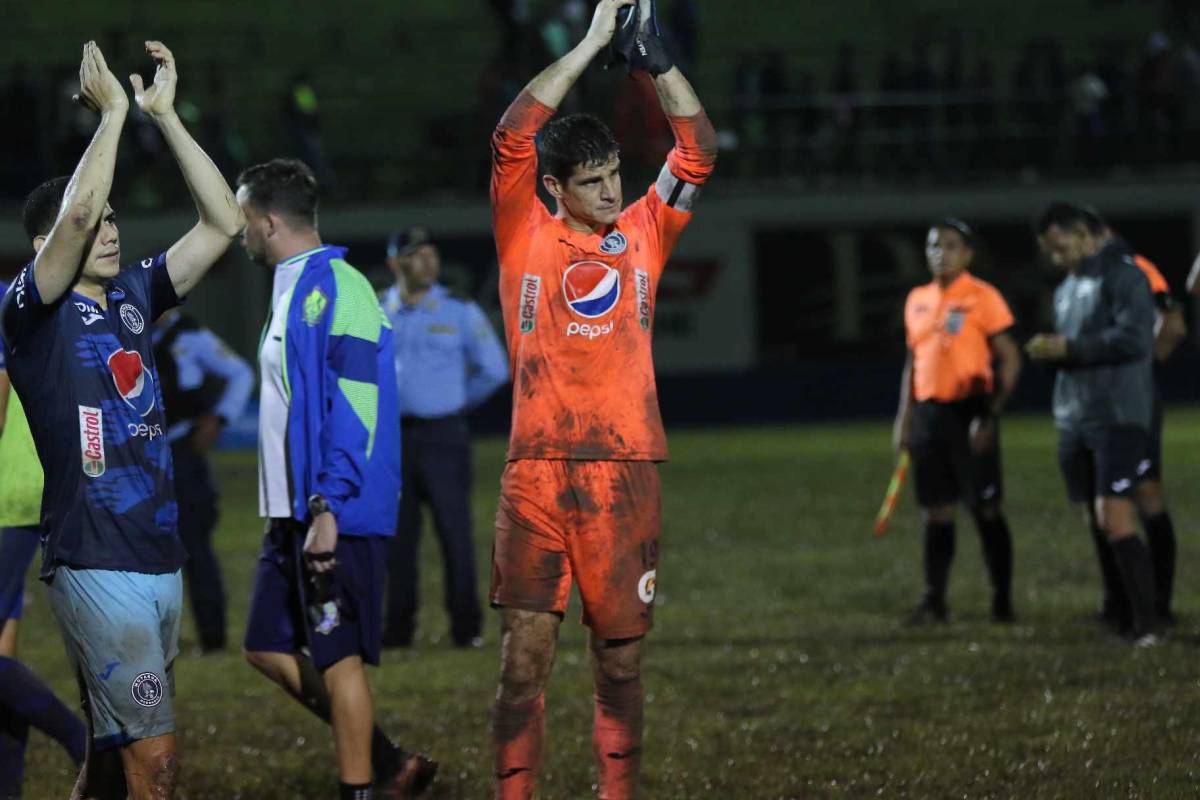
3, 2, 1200, 209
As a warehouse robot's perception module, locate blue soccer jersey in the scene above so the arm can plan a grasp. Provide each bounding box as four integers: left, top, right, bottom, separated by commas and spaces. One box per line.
0, 253, 186, 577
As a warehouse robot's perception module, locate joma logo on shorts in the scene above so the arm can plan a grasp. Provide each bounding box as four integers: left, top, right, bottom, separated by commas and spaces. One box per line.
519, 274, 541, 334
78, 405, 105, 477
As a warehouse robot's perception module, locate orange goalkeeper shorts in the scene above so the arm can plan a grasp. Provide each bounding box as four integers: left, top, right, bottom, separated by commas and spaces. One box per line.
490, 459, 661, 639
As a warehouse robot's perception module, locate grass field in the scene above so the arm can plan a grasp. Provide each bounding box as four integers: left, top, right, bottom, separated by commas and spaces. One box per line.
17, 411, 1200, 798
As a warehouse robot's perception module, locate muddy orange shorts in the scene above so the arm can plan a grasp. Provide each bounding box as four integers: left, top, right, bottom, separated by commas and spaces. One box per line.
490, 459, 661, 639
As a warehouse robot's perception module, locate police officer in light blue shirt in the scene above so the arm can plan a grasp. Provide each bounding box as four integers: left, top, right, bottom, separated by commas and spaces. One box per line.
380, 227, 508, 647
152, 309, 254, 653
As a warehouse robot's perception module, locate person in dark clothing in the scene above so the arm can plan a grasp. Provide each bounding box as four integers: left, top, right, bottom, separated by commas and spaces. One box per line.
152, 309, 253, 653
1028, 202, 1160, 645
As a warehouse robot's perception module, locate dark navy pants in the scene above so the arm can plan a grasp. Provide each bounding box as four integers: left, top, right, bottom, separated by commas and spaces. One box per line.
385, 415, 482, 645
172, 438, 226, 650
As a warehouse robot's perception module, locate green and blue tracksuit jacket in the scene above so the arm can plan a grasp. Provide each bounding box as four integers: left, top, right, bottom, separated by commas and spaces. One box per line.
275, 245, 400, 536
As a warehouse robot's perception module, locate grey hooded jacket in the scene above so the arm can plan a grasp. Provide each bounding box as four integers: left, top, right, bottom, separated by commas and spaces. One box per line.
1051, 240, 1154, 431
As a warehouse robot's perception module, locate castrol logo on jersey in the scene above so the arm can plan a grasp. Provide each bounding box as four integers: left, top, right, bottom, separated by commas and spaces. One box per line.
519, 274, 541, 334
563, 261, 620, 319
634, 269, 651, 331
78, 405, 105, 477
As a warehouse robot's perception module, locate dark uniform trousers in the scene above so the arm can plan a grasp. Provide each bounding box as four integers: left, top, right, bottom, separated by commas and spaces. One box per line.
172, 437, 226, 650
385, 414, 482, 645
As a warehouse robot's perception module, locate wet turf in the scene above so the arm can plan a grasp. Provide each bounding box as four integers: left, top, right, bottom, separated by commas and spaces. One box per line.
18, 411, 1200, 798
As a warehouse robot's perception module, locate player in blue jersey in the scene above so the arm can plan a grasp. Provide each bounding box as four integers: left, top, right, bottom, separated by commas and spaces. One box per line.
0, 41, 244, 799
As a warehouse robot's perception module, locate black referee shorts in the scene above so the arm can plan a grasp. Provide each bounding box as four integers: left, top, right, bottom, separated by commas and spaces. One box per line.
1138, 386, 1164, 482
1057, 424, 1150, 504
910, 398, 1003, 509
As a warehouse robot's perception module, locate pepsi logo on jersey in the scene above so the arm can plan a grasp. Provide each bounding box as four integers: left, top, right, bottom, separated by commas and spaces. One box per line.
563, 261, 620, 319
107, 349, 156, 417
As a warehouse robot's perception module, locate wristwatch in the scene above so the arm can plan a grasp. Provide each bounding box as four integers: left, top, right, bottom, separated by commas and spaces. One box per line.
307, 494, 332, 518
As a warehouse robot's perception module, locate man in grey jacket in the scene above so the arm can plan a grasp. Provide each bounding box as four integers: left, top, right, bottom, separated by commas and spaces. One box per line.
1027, 202, 1159, 645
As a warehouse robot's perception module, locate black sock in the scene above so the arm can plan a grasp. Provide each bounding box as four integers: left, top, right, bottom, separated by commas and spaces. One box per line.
1142, 511, 1176, 617
340, 781, 373, 800
973, 511, 1013, 614
1111, 536, 1157, 637
923, 521, 955, 610
1090, 524, 1128, 620
372, 727, 404, 780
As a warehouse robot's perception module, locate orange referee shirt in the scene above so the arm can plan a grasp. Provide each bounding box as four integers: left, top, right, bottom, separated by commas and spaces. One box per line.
905, 272, 1014, 403
490, 92, 716, 461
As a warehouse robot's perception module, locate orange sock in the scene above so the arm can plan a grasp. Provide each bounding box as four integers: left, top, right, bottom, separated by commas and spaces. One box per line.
494, 693, 544, 800
593, 677, 644, 800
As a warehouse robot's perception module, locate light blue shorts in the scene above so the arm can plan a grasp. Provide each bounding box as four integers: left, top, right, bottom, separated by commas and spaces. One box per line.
47, 567, 182, 751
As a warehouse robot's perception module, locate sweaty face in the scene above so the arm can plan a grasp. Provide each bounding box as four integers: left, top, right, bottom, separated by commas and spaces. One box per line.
1039, 223, 1093, 272
925, 226, 972, 280
397, 244, 440, 292
561, 155, 622, 228
235, 185, 269, 266
79, 205, 121, 282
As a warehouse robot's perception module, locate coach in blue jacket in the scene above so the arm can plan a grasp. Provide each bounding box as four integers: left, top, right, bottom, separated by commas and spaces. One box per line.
381, 227, 508, 648
235, 160, 436, 797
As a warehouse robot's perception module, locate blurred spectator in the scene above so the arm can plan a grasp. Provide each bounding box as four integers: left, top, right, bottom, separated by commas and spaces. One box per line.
1070, 65, 1109, 166
967, 57, 997, 170
732, 53, 764, 176
281, 71, 336, 192
761, 52, 790, 171
877, 50, 906, 175
1136, 32, 1181, 163
832, 42, 860, 172
0, 63, 44, 200
909, 40, 937, 169
666, 0, 701, 75
943, 32, 968, 171
201, 65, 250, 180
613, 72, 673, 177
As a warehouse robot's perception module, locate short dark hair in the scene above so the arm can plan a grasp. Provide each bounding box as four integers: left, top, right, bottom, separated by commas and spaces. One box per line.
537, 113, 620, 183
933, 216, 976, 247
1035, 202, 1105, 236
235, 159, 318, 226
21, 176, 72, 240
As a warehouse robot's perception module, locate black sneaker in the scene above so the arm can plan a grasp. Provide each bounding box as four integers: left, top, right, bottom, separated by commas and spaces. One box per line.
991, 605, 1016, 624
376, 753, 438, 799
903, 600, 948, 626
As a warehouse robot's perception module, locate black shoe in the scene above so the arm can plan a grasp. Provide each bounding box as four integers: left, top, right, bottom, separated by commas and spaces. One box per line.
376, 753, 438, 799
453, 635, 484, 649
903, 599, 948, 626
381, 630, 414, 649
991, 605, 1016, 624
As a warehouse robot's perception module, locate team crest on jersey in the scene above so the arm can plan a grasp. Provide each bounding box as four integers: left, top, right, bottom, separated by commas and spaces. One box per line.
634, 269, 651, 331
130, 672, 163, 708
944, 308, 965, 335
119, 304, 144, 334
303, 288, 328, 326
600, 230, 628, 255
519, 275, 541, 333
107, 349, 156, 417
78, 405, 105, 477
637, 569, 657, 604
563, 261, 620, 319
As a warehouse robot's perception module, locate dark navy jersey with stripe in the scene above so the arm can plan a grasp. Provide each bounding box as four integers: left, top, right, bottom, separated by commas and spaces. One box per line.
0, 253, 186, 577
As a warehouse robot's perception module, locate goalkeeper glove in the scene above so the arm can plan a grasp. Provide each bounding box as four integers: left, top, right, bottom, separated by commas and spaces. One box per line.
609, 0, 674, 76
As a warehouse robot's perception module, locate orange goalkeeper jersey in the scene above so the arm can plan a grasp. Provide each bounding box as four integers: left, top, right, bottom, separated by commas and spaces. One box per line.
491, 91, 716, 461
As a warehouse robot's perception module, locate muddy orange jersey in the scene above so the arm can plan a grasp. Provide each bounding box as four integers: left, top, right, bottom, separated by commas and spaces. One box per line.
491, 92, 716, 461
1133, 253, 1174, 310
905, 272, 1014, 402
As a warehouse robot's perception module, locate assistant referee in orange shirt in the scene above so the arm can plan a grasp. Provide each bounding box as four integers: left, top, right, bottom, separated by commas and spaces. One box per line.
894, 219, 1022, 624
